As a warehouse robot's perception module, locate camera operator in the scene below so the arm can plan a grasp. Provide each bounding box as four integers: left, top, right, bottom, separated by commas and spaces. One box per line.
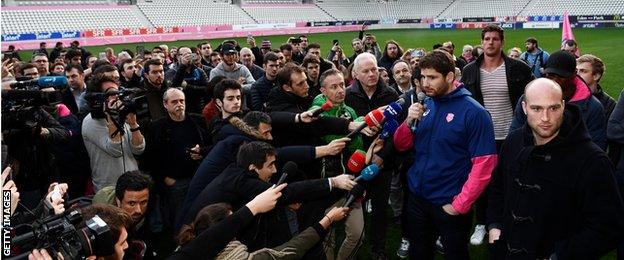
82, 76, 145, 192
27, 204, 134, 260
2, 89, 70, 208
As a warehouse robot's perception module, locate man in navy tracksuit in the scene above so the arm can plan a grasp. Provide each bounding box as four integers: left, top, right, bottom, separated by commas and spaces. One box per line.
394, 50, 497, 259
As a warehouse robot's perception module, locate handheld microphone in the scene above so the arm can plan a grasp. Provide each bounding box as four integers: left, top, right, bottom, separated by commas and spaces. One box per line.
343, 183, 366, 208
274, 161, 298, 187
379, 118, 399, 140
353, 163, 379, 182
345, 109, 384, 139
410, 92, 427, 132
347, 150, 367, 173
310, 100, 333, 117
10, 76, 68, 89
383, 102, 403, 120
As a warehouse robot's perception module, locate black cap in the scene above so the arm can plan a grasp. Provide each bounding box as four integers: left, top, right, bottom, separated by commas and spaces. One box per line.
221, 44, 237, 55
544, 50, 576, 78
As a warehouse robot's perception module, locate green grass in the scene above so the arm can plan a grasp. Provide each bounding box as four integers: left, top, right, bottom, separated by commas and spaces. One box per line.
17, 28, 623, 259
19, 28, 624, 98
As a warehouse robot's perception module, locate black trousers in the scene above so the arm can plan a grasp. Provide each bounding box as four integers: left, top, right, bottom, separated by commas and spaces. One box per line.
369, 167, 393, 253
405, 193, 471, 260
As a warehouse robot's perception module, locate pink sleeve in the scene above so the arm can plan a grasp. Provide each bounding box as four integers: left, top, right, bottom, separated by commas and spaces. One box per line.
393, 121, 414, 152
451, 154, 498, 214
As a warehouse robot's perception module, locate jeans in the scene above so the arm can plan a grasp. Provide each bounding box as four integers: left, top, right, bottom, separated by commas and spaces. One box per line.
162, 178, 191, 230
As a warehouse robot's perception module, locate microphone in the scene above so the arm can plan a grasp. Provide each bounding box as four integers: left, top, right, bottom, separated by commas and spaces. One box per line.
275, 161, 298, 186
343, 183, 366, 208
353, 163, 379, 182
347, 150, 367, 173
10, 76, 68, 89
345, 109, 384, 139
379, 118, 399, 140
410, 92, 427, 132
383, 102, 403, 120
310, 100, 333, 117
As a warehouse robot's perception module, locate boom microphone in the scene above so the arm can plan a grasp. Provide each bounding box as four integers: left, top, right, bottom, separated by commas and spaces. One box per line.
347, 150, 367, 173
10, 76, 68, 89
310, 100, 333, 117
345, 109, 384, 139
275, 161, 298, 186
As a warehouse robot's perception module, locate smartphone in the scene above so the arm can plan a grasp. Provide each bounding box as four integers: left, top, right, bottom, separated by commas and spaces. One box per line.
99, 52, 107, 60
332, 39, 339, 46
247, 34, 253, 43
136, 46, 145, 59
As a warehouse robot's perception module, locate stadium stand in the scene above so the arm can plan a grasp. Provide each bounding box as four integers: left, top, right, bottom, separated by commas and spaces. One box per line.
1, 6, 143, 34
136, 0, 255, 27
438, 0, 532, 19
15, 0, 109, 6
519, 0, 624, 16
3, 0, 624, 35
384, 0, 453, 20
242, 4, 334, 23
315, 0, 381, 21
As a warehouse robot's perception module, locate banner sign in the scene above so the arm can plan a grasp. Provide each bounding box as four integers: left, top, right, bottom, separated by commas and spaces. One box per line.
429, 23, 456, 29
2, 31, 81, 42
463, 17, 495, 22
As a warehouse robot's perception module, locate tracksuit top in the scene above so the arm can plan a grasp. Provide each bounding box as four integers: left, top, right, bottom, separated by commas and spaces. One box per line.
394, 86, 497, 214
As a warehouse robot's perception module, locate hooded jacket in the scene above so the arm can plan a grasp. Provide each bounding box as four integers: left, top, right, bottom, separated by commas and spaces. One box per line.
509, 76, 606, 150
393, 86, 497, 214
487, 104, 624, 260
177, 117, 316, 231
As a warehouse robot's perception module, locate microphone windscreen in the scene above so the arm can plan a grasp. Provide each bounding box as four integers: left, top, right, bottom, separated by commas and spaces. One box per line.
347, 150, 367, 173
38, 76, 68, 87
417, 92, 427, 103
384, 102, 403, 118
365, 109, 384, 128
380, 118, 399, 140
359, 163, 379, 181
321, 100, 333, 111
282, 161, 298, 175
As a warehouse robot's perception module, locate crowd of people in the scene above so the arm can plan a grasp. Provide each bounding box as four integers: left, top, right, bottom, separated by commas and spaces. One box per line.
2, 24, 624, 260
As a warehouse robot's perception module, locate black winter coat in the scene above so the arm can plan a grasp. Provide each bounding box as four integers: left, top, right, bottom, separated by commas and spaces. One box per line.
487, 105, 624, 260
344, 79, 399, 160
264, 87, 352, 148
184, 163, 333, 250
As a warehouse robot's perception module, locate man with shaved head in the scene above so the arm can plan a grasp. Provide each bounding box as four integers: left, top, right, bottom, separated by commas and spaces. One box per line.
487, 78, 624, 259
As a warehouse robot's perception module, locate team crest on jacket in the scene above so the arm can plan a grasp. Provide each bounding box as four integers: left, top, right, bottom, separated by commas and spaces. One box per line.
446, 113, 454, 123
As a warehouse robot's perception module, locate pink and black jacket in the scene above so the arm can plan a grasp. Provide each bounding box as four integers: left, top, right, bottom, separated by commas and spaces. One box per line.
393, 85, 497, 214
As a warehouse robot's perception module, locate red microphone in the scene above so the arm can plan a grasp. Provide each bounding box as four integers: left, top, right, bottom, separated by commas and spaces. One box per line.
310, 100, 333, 117
345, 110, 384, 139
347, 150, 367, 173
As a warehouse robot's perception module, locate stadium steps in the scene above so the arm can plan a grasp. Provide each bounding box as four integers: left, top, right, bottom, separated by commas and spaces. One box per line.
517, 0, 533, 16
239, 7, 260, 24
315, 3, 338, 21
436, 0, 457, 18
131, 4, 155, 28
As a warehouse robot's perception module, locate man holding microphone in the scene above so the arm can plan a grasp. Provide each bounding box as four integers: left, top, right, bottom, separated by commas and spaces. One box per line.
393, 50, 497, 259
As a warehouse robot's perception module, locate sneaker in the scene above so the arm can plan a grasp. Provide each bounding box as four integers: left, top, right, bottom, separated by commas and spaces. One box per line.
396, 237, 410, 258
470, 224, 487, 245
435, 236, 444, 254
